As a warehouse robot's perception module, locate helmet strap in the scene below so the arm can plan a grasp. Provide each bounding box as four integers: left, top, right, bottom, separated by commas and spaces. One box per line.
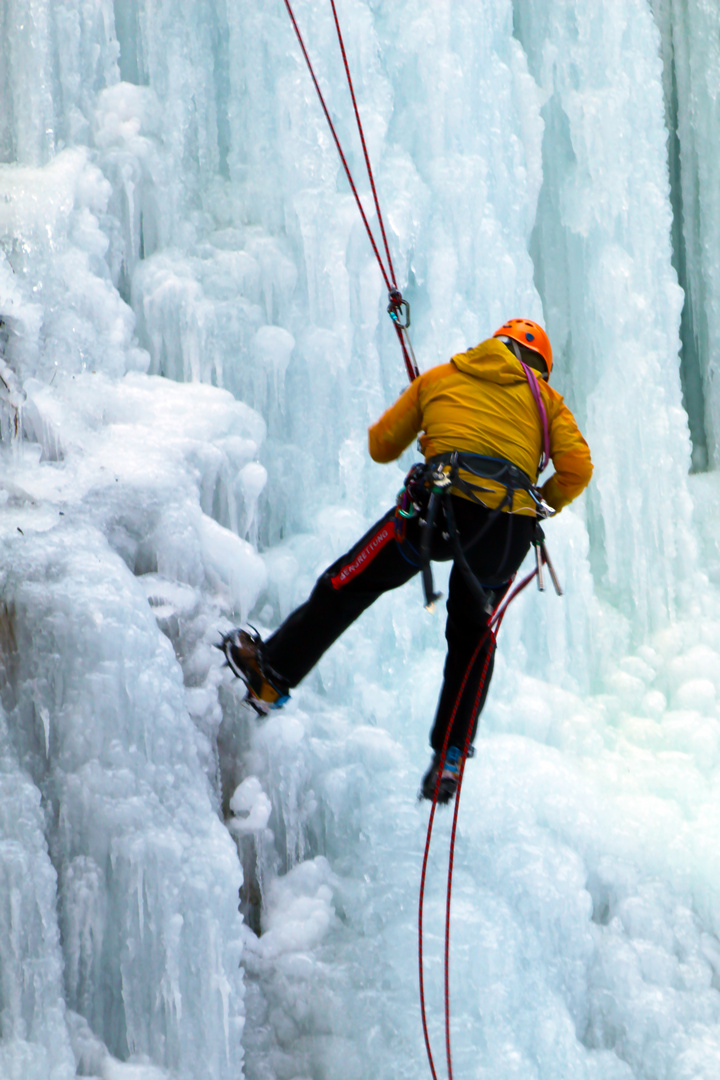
508, 338, 523, 362
497, 335, 548, 381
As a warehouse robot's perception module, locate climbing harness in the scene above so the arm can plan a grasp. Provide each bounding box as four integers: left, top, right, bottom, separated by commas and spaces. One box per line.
418, 563, 543, 1080
281, 0, 419, 384
396, 450, 559, 612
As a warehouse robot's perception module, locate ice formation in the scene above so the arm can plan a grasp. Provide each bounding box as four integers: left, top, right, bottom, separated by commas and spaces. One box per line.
1, 2, 720, 1079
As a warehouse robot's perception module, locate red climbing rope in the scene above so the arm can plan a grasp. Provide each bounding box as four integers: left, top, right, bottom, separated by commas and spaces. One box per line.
281, 0, 420, 383
329, 0, 398, 288
417, 626, 491, 1080
418, 563, 541, 1079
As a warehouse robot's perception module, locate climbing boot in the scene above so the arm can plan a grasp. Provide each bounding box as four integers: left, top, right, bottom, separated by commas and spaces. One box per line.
219, 628, 290, 715
420, 746, 462, 804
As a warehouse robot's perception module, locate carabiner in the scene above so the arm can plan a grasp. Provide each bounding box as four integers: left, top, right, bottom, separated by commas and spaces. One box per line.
387, 289, 411, 330
429, 466, 452, 493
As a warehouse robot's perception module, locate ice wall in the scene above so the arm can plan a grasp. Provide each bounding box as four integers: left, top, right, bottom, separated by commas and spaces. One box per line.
0, 361, 259, 1079
2, 2, 720, 1080
651, 0, 720, 472
514, 1, 694, 638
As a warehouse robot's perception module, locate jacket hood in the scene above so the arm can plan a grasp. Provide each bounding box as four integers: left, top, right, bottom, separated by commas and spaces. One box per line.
451, 338, 530, 385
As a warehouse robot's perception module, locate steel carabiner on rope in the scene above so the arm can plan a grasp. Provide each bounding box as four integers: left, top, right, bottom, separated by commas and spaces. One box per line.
387, 288, 411, 330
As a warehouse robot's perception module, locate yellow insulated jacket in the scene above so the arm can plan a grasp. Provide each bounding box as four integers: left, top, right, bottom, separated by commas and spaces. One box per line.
368, 338, 593, 514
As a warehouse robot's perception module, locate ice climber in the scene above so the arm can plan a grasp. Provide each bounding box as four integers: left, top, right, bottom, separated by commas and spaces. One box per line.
222, 319, 593, 803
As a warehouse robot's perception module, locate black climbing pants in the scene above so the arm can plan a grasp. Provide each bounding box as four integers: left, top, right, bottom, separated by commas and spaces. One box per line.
264, 496, 535, 754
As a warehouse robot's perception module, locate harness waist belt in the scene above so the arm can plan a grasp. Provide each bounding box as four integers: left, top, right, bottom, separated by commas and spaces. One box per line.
397, 451, 553, 611
425, 451, 540, 512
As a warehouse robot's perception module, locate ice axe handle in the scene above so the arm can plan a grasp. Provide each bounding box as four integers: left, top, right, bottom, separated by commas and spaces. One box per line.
534, 541, 545, 591
540, 542, 563, 596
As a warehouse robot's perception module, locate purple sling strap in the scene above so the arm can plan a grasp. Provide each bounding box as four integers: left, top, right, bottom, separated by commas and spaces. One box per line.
519, 361, 550, 473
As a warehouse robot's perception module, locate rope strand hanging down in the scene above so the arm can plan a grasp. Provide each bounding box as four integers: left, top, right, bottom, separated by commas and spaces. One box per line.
281, 0, 419, 383
418, 563, 540, 1080
328, 0, 398, 286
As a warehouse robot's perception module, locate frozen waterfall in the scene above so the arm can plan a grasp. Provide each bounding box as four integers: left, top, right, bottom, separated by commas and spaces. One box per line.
2, 2, 720, 1079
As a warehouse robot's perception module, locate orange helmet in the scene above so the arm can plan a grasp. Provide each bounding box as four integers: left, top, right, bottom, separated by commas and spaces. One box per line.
493, 318, 553, 377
